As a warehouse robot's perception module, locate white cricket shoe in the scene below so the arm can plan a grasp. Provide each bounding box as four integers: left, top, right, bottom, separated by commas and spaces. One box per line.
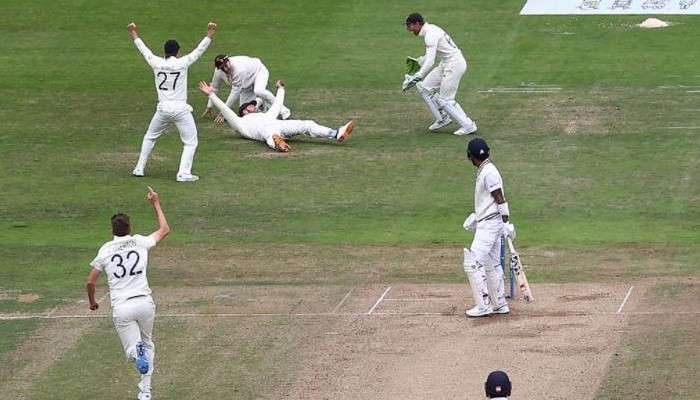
176, 173, 199, 182
428, 116, 452, 131
453, 124, 478, 136
492, 304, 510, 314
137, 392, 152, 400
466, 304, 493, 317
132, 167, 144, 177
336, 120, 355, 143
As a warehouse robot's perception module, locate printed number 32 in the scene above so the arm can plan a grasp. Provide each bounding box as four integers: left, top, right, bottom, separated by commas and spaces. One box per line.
157, 72, 181, 91
111, 251, 142, 278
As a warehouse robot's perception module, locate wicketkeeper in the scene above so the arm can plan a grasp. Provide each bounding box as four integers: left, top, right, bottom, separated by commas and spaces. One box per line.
403, 13, 477, 135
462, 138, 515, 317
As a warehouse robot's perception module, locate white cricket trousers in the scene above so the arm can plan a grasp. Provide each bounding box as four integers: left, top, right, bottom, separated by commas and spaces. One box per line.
112, 295, 156, 394
262, 120, 335, 149
422, 56, 467, 102
239, 67, 290, 115
135, 105, 198, 178
421, 56, 476, 130
464, 218, 508, 309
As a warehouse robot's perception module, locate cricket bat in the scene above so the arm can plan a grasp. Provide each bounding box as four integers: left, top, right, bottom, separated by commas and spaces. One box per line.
506, 238, 534, 303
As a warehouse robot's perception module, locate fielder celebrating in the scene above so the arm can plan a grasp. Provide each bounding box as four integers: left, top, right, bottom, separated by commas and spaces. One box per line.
201, 54, 292, 122
129, 21, 217, 182
198, 80, 354, 152
462, 138, 515, 317
404, 13, 477, 135
85, 187, 170, 400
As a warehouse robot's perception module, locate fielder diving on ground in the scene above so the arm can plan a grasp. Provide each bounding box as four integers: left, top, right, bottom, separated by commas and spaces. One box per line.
197, 80, 354, 152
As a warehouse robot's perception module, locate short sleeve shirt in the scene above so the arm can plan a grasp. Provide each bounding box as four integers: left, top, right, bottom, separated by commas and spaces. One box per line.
90, 234, 156, 307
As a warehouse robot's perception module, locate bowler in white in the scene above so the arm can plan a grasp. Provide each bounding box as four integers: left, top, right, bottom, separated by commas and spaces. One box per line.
404, 13, 477, 135
129, 21, 217, 182
86, 187, 170, 400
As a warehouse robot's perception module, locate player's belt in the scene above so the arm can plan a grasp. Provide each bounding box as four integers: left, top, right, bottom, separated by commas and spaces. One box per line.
126, 294, 147, 301
477, 212, 500, 222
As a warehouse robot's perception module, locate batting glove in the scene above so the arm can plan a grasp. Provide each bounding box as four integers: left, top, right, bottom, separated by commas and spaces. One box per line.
502, 223, 516, 239
463, 213, 477, 231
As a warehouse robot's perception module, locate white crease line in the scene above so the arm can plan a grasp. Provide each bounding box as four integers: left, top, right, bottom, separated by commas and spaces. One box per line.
367, 286, 392, 315
5, 309, 700, 321
383, 298, 449, 301
484, 87, 561, 90
687, 90, 700, 93
617, 286, 634, 314
47, 293, 108, 317
478, 90, 560, 94
663, 126, 700, 129
331, 287, 354, 314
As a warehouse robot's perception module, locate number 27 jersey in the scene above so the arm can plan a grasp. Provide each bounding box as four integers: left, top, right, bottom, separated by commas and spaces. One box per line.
90, 234, 156, 308
133, 36, 212, 106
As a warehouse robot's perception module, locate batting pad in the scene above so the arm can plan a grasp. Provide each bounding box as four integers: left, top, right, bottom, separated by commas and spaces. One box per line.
520, 0, 700, 15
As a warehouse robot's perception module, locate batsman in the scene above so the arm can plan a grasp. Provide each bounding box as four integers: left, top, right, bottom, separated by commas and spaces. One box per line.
462, 138, 515, 317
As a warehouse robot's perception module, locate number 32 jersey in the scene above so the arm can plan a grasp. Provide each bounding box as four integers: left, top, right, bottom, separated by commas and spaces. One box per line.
90, 234, 156, 307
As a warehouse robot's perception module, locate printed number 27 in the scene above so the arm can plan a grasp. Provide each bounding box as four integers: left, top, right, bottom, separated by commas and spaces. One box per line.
157, 72, 181, 91
111, 251, 142, 279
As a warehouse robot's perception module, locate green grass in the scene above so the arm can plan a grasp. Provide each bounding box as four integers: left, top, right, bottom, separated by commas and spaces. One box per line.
0, 0, 699, 398
25, 318, 298, 400
0, 320, 37, 357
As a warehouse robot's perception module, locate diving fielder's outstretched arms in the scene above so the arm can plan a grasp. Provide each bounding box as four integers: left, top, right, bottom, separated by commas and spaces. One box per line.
198, 81, 252, 135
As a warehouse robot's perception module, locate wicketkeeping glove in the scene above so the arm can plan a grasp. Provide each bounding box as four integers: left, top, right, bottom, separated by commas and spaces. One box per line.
402, 74, 421, 92
406, 57, 421, 75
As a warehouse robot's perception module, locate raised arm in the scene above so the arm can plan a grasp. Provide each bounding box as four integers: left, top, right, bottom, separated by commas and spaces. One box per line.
146, 186, 170, 243
264, 80, 286, 118
182, 22, 217, 67
128, 22, 159, 69
198, 81, 248, 135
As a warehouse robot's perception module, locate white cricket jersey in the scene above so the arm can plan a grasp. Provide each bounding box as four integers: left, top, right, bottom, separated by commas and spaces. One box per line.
206, 56, 265, 109
210, 87, 285, 144
133, 37, 212, 111
416, 23, 464, 78
90, 234, 156, 308
474, 159, 505, 221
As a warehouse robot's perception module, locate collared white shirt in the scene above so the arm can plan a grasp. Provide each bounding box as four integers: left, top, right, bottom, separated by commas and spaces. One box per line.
90, 234, 156, 307
474, 159, 505, 221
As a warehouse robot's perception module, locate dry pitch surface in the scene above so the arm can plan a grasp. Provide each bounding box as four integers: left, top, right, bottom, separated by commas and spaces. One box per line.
3, 276, 697, 399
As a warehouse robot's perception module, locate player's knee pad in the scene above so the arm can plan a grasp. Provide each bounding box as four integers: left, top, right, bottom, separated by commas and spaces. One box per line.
462, 248, 476, 273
